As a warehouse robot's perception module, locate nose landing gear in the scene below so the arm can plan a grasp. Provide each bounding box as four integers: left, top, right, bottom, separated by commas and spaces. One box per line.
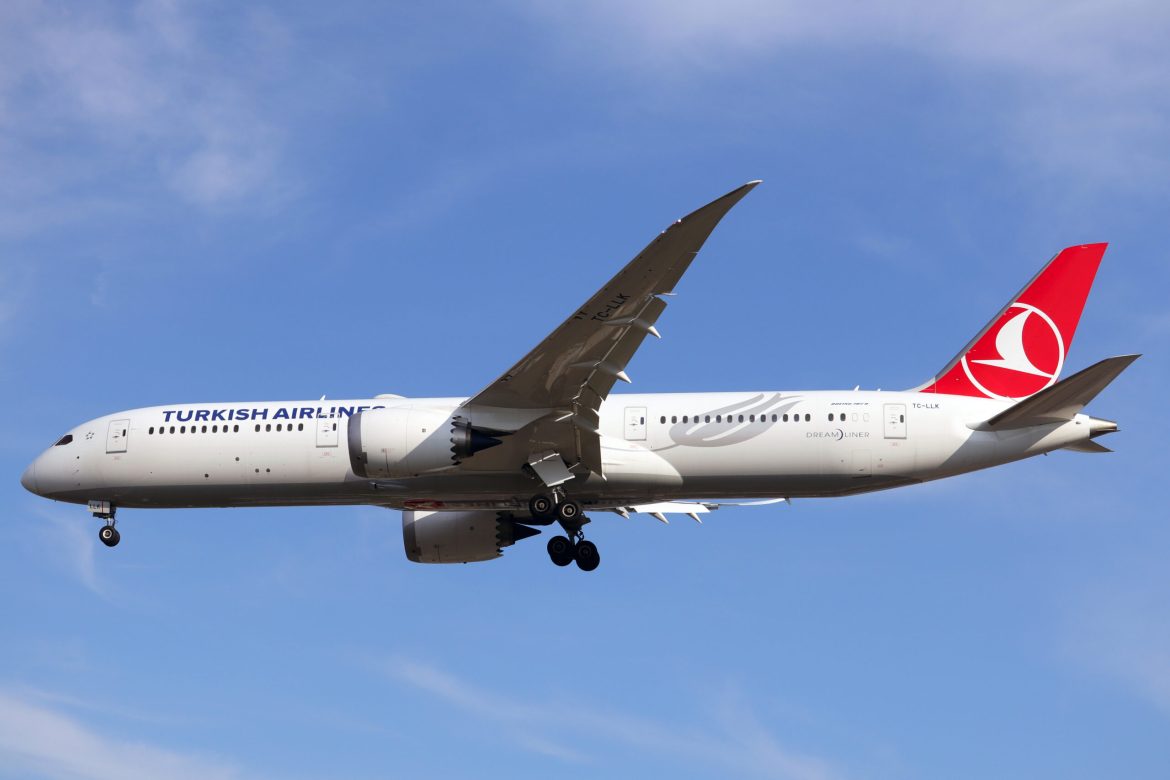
89, 500, 120, 548
99, 523, 121, 548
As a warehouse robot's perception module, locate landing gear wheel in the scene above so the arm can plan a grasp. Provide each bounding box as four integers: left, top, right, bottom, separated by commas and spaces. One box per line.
547, 535, 574, 567
98, 525, 120, 548
529, 494, 555, 521
555, 499, 582, 523
574, 539, 600, 572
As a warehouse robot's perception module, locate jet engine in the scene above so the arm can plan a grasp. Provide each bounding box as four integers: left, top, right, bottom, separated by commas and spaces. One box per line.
402, 510, 540, 563
348, 408, 505, 479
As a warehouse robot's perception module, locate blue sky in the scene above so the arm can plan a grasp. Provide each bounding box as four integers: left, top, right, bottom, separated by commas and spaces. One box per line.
2, 1, 1169, 777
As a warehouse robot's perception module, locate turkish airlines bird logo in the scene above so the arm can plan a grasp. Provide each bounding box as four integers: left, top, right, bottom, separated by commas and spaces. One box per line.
960, 303, 1065, 399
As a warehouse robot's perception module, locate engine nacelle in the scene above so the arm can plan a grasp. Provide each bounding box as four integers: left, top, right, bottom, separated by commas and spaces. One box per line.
348, 408, 506, 479
348, 406, 455, 478
402, 510, 540, 564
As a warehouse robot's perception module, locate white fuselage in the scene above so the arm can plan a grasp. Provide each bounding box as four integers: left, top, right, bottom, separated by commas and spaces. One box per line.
23, 389, 1095, 513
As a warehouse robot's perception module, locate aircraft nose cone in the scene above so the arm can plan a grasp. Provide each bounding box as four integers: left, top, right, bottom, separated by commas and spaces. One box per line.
20, 461, 38, 494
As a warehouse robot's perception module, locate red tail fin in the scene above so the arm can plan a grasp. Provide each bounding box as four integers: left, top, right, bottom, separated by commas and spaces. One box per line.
918, 243, 1106, 400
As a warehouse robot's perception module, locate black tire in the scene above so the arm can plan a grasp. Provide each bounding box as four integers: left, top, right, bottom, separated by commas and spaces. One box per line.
546, 535, 574, 567
556, 499, 581, 522
99, 526, 120, 548
529, 494, 554, 520
574, 540, 599, 572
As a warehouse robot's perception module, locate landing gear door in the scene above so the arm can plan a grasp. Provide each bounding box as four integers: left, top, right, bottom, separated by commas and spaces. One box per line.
624, 406, 647, 441
316, 417, 339, 447
884, 404, 907, 439
106, 419, 130, 453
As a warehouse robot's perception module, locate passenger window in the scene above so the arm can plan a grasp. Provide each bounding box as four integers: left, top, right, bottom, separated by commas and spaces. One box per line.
660, 416, 666, 424
828, 414, 834, 422
782, 414, 788, 422
771, 414, 777, 422
233, 425, 239, 432
705, 415, 710, 423
738, 415, 744, 423
749, 415, 755, 422
201, 425, 208, 433
149, 427, 155, 435
277, 424, 282, 432
805, 414, 811, 422
266, 424, 271, 432
683, 416, 688, 423
255, 424, 260, 432
716, 415, 722, 423
900, 414, 905, 423
169, 426, 175, 434
298, 423, 304, 431
671, 416, 677, 423
180, 426, 186, 433
54, 434, 73, 446
332, 423, 337, 431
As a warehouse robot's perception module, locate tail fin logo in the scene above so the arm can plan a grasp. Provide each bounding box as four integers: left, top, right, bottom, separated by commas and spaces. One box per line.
960, 302, 1065, 400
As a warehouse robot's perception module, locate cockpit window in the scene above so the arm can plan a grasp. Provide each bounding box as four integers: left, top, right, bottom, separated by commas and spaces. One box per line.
54, 434, 73, 446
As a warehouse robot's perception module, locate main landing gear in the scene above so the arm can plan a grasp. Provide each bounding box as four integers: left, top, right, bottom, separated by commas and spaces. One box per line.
547, 533, 599, 571
89, 500, 120, 548
530, 492, 599, 572
528, 493, 582, 524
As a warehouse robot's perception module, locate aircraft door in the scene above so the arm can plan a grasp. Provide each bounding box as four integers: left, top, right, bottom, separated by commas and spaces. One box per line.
316, 416, 339, 447
884, 404, 907, 439
624, 406, 647, 441
106, 419, 130, 453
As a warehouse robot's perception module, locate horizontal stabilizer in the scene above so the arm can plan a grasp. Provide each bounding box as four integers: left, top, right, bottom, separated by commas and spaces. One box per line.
981, 354, 1139, 430
1063, 440, 1113, 454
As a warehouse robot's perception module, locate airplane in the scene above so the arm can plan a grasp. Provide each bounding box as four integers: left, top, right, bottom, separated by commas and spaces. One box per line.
20, 181, 1137, 572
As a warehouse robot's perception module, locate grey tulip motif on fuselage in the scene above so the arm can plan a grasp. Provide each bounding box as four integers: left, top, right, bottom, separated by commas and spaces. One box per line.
653, 393, 801, 450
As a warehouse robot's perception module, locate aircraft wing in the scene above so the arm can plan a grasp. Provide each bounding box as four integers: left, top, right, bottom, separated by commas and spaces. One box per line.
459, 181, 760, 476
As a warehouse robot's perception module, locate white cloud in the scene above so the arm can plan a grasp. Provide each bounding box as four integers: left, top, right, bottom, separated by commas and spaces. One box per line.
0, 689, 245, 780
26, 505, 114, 603
520, 0, 1170, 187
0, 0, 291, 219
379, 655, 840, 780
